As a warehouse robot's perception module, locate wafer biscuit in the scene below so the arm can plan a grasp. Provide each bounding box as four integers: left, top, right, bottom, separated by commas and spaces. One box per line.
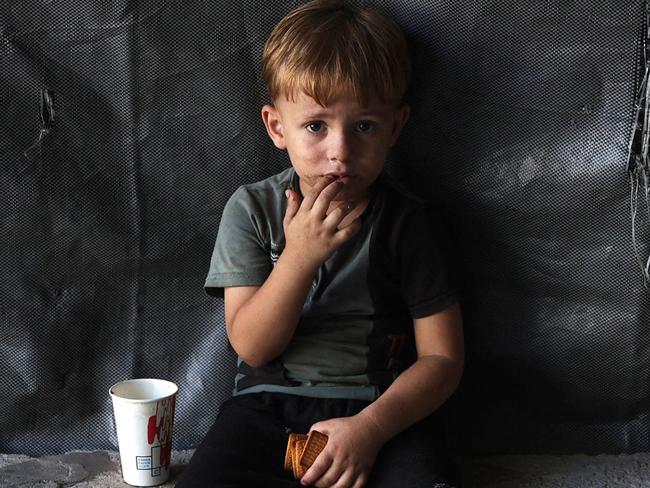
284, 433, 308, 472
284, 430, 328, 479
293, 437, 308, 479
299, 430, 329, 468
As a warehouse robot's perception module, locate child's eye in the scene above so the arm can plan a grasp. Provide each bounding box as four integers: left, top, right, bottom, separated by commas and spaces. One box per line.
306, 122, 324, 133
355, 121, 376, 133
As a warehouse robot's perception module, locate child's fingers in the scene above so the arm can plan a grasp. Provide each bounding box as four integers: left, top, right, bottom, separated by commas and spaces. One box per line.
302, 175, 338, 210
301, 451, 333, 486
284, 188, 301, 220
332, 468, 357, 488
310, 462, 346, 488
323, 201, 356, 230
333, 218, 362, 244
352, 472, 369, 488
311, 179, 344, 217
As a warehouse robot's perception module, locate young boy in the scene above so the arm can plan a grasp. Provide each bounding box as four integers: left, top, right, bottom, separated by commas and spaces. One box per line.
176, 1, 463, 486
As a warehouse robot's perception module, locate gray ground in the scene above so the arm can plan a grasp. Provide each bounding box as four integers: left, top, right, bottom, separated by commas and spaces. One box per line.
2, 450, 650, 487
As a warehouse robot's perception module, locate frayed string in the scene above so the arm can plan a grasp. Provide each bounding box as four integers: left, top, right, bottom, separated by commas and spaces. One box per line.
23, 88, 55, 160
627, 2, 650, 288
630, 169, 650, 286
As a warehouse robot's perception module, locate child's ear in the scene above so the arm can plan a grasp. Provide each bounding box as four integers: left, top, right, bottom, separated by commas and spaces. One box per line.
389, 103, 411, 147
261, 104, 286, 149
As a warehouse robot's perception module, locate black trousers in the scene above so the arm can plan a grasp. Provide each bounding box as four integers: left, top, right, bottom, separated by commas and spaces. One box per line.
175, 392, 460, 488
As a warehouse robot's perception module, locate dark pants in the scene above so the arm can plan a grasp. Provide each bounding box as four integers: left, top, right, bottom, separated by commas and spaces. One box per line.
175, 392, 460, 488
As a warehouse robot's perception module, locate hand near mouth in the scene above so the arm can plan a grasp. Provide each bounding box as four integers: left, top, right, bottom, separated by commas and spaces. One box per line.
283, 175, 362, 271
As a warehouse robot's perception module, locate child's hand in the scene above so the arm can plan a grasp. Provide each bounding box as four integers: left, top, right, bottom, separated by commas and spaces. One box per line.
299, 412, 386, 488
283, 175, 361, 271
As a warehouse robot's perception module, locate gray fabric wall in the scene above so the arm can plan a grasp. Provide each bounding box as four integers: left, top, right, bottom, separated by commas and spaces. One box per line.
1, 0, 647, 456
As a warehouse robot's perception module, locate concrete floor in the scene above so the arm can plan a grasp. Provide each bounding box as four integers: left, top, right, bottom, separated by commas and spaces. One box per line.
0, 451, 190, 488
3, 449, 650, 487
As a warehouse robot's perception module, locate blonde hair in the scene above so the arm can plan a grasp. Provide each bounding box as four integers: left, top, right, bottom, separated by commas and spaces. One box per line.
262, 0, 411, 106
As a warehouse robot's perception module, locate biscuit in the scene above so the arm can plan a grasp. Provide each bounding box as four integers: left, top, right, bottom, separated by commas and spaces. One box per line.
284, 430, 328, 479
299, 430, 329, 469
284, 433, 308, 472
293, 437, 308, 479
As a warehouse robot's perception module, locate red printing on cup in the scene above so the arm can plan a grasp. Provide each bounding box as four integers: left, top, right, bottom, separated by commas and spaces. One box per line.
146, 395, 176, 468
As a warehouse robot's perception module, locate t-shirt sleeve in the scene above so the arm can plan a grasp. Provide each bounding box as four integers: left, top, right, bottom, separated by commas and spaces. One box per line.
204, 186, 272, 297
398, 205, 460, 318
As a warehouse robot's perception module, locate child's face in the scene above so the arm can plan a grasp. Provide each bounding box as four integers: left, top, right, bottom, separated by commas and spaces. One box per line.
262, 92, 410, 202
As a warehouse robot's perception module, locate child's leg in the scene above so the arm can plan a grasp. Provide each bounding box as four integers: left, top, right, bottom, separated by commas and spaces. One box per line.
368, 414, 461, 488
174, 394, 297, 488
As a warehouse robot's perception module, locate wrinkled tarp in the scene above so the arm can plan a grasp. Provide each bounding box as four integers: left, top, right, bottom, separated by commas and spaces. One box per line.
0, 0, 647, 456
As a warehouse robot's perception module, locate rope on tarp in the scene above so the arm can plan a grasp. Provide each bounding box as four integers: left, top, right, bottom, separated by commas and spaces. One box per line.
23, 88, 55, 161
628, 0, 650, 287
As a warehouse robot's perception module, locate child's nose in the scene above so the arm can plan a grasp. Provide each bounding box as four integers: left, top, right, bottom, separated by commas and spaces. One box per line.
326, 129, 352, 163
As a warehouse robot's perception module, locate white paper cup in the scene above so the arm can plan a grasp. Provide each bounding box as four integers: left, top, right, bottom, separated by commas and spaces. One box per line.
109, 378, 178, 486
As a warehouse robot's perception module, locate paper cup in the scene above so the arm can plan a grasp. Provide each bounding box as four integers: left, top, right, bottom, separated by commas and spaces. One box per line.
109, 378, 178, 486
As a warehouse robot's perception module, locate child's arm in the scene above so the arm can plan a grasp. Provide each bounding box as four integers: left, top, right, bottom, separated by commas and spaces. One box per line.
225, 176, 361, 368
301, 303, 463, 488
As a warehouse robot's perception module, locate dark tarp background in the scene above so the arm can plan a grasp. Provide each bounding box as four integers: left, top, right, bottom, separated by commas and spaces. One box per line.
1, 0, 648, 456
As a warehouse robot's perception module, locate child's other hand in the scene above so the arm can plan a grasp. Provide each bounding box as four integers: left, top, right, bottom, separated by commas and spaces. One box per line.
300, 412, 385, 488
283, 176, 361, 270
